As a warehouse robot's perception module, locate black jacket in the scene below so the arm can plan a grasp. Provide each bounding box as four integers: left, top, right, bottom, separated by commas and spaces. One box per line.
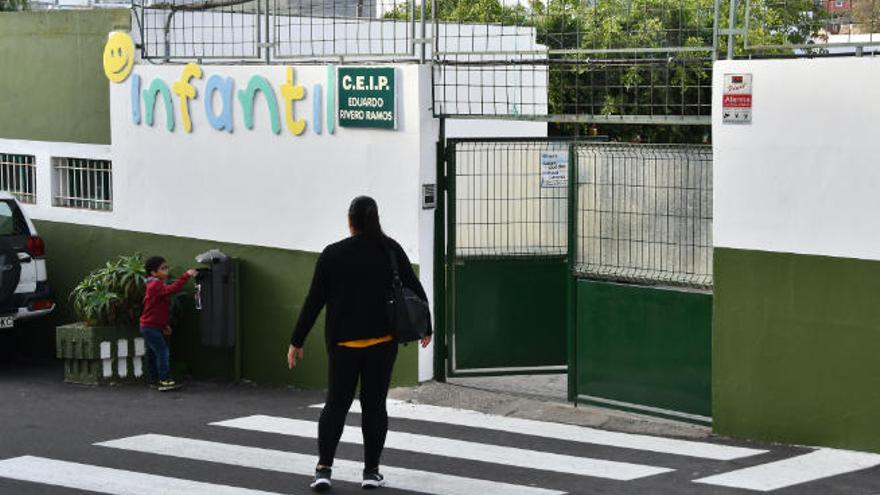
290, 234, 429, 348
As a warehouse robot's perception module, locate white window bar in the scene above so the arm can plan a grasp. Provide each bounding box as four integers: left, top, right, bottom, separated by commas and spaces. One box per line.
0, 153, 37, 204
52, 157, 113, 211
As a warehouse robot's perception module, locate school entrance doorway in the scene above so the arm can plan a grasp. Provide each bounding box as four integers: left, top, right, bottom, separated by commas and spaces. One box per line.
442, 138, 571, 377
436, 138, 714, 422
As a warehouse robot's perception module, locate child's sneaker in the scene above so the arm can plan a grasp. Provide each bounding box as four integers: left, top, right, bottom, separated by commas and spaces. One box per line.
361, 469, 385, 489
157, 379, 181, 392
310, 467, 332, 492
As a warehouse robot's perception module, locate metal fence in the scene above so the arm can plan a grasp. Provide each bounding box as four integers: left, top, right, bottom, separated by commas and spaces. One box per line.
433, 55, 713, 123
574, 143, 713, 289
744, 0, 880, 52
134, 0, 420, 61
271, 0, 416, 59
135, 0, 264, 61
452, 140, 569, 258
132, 0, 880, 120
449, 140, 713, 287
431, 0, 718, 123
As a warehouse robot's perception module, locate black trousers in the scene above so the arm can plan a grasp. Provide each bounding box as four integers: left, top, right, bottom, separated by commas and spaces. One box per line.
318, 340, 398, 471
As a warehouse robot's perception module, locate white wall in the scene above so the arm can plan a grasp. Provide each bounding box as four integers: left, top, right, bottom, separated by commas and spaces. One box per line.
445, 118, 547, 138
99, 64, 428, 262
417, 67, 438, 381
0, 139, 113, 231
1, 63, 439, 381
713, 57, 880, 261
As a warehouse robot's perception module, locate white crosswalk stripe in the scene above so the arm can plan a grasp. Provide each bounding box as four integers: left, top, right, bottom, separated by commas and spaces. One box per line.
320, 399, 766, 461
97, 434, 566, 495
211, 414, 675, 480
694, 448, 880, 492
0, 456, 285, 495
2, 401, 879, 494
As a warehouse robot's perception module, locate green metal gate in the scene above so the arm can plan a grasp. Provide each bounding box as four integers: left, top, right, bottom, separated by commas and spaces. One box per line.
437, 139, 714, 421
570, 143, 714, 422
443, 138, 571, 376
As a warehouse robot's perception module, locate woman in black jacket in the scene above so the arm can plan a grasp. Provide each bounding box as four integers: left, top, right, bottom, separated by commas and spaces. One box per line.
287, 196, 432, 492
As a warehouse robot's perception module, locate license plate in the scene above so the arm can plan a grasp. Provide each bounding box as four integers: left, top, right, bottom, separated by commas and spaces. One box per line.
0, 316, 14, 329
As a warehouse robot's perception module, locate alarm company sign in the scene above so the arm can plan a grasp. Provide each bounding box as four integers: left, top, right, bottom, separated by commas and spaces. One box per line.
722, 74, 752, 125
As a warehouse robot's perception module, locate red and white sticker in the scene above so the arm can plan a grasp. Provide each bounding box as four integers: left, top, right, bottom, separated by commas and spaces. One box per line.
722, 74, 752, 124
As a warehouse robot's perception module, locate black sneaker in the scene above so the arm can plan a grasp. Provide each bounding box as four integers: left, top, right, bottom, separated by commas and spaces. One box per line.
361, 469, 385, 490
310, 467, 332, 492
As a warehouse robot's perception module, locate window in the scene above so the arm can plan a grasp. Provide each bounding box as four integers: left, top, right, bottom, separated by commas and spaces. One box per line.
835, 0, 844, 7
0, 200, 29, 236
0, 153, 36, 204
52, 157, 113, 211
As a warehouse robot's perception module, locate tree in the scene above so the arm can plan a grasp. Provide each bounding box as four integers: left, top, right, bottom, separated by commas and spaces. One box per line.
536, 0, 827, 141
0, 0, 29, 10
384, 0, 528, 23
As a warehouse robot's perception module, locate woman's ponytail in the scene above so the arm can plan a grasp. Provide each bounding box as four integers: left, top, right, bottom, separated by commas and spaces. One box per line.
348, 196, 383, 238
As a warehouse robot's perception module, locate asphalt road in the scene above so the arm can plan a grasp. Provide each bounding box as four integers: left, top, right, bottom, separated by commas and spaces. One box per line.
1, 360, 879, 495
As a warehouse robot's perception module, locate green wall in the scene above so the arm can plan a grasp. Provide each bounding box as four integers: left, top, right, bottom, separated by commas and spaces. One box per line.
576, 280, 712, 419
28, 220, 417, 388
0, 10, 129, 144
714, 247, 880, 453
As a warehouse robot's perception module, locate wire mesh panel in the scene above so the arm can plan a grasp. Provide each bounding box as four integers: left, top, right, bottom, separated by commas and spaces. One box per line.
271, 0, 416, 59
433, 25, 550, 117
52, 158, 113, 212
0, 153, 36, 204
432, 0, 717, 122
434, 55, 711, 121
434, 0, 718, 57
136, 0, 262, 60
453, 140, 568, 258
574, 143, 712, 288
744, 0, 880, 52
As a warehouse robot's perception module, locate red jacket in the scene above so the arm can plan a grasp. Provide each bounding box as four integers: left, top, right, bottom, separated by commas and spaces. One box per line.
140, 273, 191, 328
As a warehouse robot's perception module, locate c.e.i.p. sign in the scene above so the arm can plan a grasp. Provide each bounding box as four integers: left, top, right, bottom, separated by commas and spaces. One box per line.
337, 67, 396, 130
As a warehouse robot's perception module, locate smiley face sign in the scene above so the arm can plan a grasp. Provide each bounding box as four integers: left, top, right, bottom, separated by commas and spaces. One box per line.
103, 32, 135, 83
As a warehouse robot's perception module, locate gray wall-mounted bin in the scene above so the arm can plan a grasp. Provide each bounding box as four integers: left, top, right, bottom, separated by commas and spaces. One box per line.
195, 250, 237, 348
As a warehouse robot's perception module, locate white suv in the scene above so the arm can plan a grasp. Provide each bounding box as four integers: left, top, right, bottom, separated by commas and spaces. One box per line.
0, 192, 54, 329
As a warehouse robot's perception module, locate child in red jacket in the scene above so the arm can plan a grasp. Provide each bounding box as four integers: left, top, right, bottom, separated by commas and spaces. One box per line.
141, 256, 196, 391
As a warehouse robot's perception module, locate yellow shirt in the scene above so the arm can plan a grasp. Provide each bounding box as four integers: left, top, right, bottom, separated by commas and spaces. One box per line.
338, 335, 394, 348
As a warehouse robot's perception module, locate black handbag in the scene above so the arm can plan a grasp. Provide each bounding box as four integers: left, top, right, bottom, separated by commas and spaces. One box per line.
384, 243, 430, 343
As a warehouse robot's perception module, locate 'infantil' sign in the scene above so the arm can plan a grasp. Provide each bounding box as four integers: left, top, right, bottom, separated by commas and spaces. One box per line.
337, 68, 396, 130
103, 31, 402, 137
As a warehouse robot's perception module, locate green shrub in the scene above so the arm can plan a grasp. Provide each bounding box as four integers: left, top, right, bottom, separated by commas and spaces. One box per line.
70, 254, 147, 327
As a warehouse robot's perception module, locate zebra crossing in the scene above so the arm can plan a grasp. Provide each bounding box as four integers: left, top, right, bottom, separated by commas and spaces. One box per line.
96, 434, 559, 495
2, 399, 880, 494
212, 415, 674, 480
0, 456, 284, 495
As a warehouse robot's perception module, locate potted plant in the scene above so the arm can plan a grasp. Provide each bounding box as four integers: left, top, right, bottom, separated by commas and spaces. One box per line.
70, 254, 146, 327
57, 254, 148, 385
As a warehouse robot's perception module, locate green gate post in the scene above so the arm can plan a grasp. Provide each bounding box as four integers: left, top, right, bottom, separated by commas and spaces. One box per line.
566, 143, 579, 402
433, 119, 448, 382
444, 139, 457, 379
